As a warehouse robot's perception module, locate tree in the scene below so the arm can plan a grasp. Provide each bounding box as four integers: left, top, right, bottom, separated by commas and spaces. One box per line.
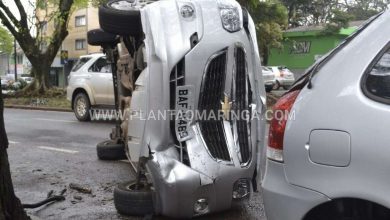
0, 26, 13, 54
321, 9, 354, 35
250, 0, 288, 65
281, 0, 390, 27
0, 90, 29, 219
0, 0, 86, 94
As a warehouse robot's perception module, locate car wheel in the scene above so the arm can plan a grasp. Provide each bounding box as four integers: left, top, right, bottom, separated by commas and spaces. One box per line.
114, 181, 154, 216
99, 0, 142, 36
283, 85, 291, 90
273, 81, 280, 90
265, 86, 272, 93
96, 140, 127, 160
87, 28, 119, 46
73, 93, 91, 121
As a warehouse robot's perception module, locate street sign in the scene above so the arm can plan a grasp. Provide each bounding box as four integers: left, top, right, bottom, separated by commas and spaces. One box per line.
61, 50, 68, 64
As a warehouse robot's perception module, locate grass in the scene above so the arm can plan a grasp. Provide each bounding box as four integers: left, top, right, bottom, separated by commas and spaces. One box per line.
4, 97, 71, 109
3, 88, 71, 109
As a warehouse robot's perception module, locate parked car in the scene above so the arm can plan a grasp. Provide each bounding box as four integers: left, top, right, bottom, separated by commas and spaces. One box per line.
1, 78, 8, 90
66, 53, 114, 121
20, 75, 34, 84
262, 12, 390, 220
91, 0, 267, 218
268, 66, 295, 90
262, 66, 275, 92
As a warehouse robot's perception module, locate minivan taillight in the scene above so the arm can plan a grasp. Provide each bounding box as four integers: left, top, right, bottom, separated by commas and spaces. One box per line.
267, 90, 300, 162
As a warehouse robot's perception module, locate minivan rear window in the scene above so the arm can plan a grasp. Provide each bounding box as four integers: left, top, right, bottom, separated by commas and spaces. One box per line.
71, 57, 91, 72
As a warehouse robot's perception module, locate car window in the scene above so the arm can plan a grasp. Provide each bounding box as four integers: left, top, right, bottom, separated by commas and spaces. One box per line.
71, 57, 91, 72
89, 57, 112, 73
364, 46, 390, 102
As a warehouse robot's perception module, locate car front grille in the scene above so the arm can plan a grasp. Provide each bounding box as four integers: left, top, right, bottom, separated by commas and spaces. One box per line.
198, 50, 230, 161
235, 47, 251, 164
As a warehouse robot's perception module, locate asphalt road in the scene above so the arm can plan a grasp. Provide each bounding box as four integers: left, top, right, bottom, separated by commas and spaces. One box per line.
5, 108, 267, 220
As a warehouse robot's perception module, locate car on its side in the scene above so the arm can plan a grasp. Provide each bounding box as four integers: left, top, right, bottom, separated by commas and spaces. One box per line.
262, 12, 390, 220
262, 66, 275, 92
66, 53, 114, 121
268, 66, 295, 90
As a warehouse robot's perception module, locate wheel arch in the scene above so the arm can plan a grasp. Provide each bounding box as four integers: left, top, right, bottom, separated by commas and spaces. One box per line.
303, 197, 390, 220
72, 87, 95, 109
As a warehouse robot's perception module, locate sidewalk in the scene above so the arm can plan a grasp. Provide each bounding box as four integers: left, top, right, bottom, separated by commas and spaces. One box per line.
4, 105, 72, 112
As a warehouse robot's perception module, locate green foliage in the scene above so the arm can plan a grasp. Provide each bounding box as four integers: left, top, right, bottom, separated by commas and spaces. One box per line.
250, 0, 288, 65
280, 0, 389, 27
0, 27, 13, 54
91, 0, 108, 7
321, 9, 354, 35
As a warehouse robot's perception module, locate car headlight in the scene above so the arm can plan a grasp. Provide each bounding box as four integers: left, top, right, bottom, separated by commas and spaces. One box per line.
218, 0, 242, 32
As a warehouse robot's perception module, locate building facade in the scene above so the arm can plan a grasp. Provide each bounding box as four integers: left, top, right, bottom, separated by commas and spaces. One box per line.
0, 43, 30, 78
268, 21, 364, 77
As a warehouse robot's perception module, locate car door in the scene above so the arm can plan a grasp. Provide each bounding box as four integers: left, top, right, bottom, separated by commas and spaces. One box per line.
88, 57, 113, 105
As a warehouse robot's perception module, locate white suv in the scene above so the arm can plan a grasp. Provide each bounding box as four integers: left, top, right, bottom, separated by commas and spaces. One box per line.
67, 53, 114, 121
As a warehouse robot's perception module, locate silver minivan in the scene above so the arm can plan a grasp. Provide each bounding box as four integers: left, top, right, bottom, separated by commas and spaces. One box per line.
262, 11, 390, 220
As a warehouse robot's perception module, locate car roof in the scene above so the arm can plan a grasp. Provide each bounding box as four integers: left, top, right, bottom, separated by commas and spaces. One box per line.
79, 53, 105, 59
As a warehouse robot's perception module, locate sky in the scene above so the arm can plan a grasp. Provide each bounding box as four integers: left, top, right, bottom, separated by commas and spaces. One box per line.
2, 0, 36, 23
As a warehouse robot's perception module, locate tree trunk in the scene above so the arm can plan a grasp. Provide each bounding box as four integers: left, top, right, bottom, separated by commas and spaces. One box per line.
0, 90, 30, 220
261, 46, 270, 66
23, 59, 50, 94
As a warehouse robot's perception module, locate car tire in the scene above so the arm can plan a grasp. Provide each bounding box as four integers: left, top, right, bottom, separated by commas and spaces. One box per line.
114, 181, 154, 216
96, 140, 127, 160
273, 81, 280, 90
265, 86, 272, 93
73, 93, 91, 121
99, 0, 142, 36
87, 28, 119, 46
283, 85, 291, 90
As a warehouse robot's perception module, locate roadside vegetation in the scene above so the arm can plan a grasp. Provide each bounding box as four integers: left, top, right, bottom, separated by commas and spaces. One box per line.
3, 88, 70, 109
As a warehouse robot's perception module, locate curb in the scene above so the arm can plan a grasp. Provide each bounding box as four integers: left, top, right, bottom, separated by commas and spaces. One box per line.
5, 105, 72, 112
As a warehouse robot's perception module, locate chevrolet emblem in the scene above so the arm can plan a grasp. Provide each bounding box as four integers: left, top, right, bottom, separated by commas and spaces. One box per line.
221, 95, 232, 120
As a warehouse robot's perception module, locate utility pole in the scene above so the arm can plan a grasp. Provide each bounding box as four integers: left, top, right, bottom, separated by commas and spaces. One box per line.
13, 38, 17, 81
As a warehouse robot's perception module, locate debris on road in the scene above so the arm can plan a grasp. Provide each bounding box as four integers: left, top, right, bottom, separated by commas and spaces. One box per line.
73, 195, 82, 200
69, 183, 92, 194
23, 189, 67, 209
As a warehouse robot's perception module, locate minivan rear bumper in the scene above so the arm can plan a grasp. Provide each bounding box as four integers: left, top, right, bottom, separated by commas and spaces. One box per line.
262, 160, 330, 220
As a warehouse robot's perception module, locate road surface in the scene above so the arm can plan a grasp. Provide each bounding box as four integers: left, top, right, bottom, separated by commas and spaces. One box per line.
5, 108, 267, 220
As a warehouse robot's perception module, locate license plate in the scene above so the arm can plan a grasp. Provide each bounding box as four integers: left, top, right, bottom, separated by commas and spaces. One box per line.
175, 85, 194, 141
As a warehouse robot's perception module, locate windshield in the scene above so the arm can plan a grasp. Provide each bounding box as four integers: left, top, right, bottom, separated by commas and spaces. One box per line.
71, 57, 91, 72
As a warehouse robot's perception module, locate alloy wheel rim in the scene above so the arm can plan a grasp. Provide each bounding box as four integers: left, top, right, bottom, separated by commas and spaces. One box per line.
76, 98, 87, 117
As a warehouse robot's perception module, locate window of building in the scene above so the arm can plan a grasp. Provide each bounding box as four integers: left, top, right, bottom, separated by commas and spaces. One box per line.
75, 15, 86, 27
75, 39, 86, 50
363, 45, 390, 103
17, 54, 23, 64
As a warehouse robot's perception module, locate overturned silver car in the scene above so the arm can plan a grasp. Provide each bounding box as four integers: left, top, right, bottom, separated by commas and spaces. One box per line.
89, 0, 267, 218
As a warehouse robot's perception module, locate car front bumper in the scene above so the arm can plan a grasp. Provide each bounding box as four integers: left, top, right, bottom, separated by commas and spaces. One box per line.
147, 143, 257, 218
262, 160, 330, 220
